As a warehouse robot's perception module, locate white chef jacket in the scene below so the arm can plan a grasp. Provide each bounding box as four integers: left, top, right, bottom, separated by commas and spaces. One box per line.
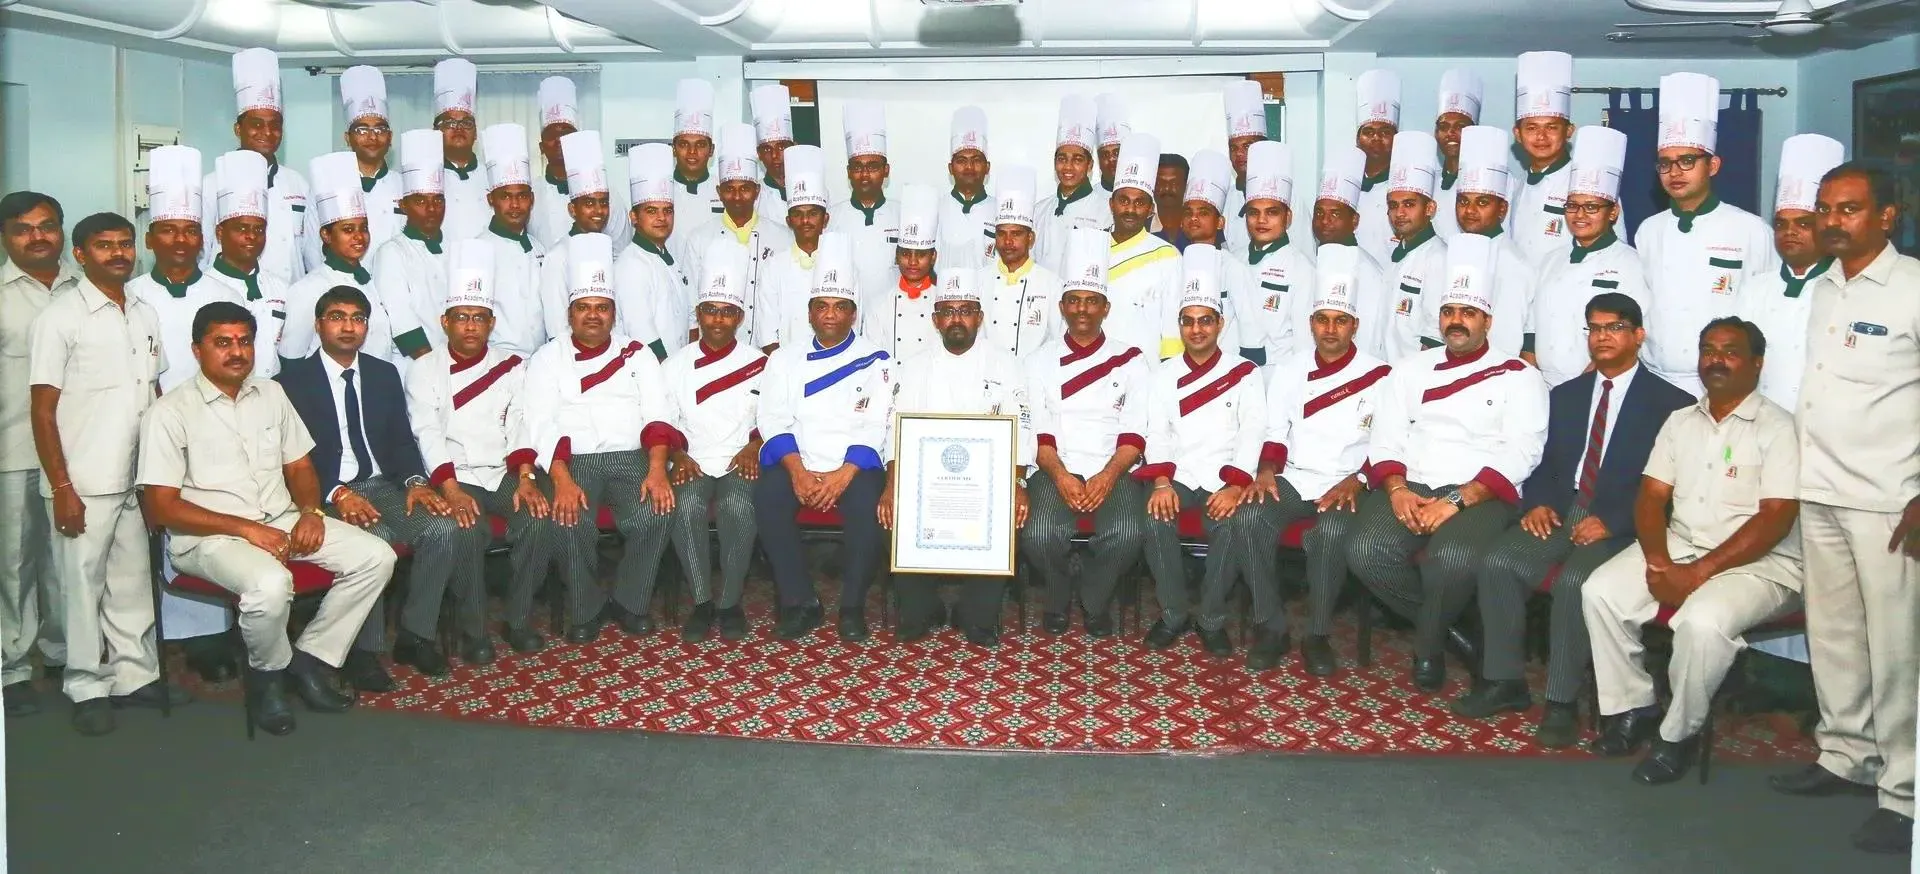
1382, 230, 1449, 363
1482, 230, 1537, 357
369, 228, 449, 345
134, 270, 242, 393
1367, 343, 1549, 504
521, 332, 678, 468
861, 270, 939, 360
1230, 237, 1314, 368
529, 173, 633, 256
1525, 230, 1651, 389
303, 166, 406, 271
756, 332, 894, 473
751, 244, 817, 351
474, 225, 550, 359
983, 259, 1062, 360
1797, 243, 1920, 514
279, 255, 428, 366
672, 171, 725, 235
1510, 156, 1625, 271
1263, 345, 1392, 500
1355, 174, 1395, 267
756, 178, 788, 228
1223, 187, 1250, 254
1633, 197, 1777, 395
677, 213, 793, 344
890, 340, 1035, 469
199, 162, 314, 285
1139, 350, 1266, 493
203, 256, 289, 381
610, 238, 692, 354
661, 339, 768, 474
829, 196, 902, 301
405, 345, 531, 492
1032, 184, 1112, 275
1024, 333, 1151, 479
1105, 229, 1183, 361
936, 189, 996, 272
1736, 258, 1829, 412
440, 160, 493, 245
1433, 175, 1463, 239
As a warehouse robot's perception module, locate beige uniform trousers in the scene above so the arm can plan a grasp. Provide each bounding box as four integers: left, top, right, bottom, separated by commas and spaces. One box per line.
0, 468, 58, 685
172, 512, 395, 672
1583, 536, 1800, 744
47, 490, 157, 702
1802, 502, 1919, 817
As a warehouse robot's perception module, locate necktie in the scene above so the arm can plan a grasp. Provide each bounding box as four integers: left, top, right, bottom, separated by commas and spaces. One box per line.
1575, 379, 1612, 508
343, 368, 374, 481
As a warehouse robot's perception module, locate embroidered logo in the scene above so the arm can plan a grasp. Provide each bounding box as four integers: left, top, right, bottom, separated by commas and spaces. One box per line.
854, 396, 869, 412
1359, 413, 1374, 430
1396, 297, 1413, 315
1725, 465, 1739, 478
1544, 219, 1563, 236
1711, 274, 1733, 294
1263, 294, 1280, 312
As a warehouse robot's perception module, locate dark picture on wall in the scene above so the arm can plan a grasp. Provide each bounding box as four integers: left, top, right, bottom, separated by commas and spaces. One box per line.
1854, 68, 1920, 250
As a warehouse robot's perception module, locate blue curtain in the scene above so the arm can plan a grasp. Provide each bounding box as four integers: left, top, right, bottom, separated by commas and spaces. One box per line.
1607, 88, 1765, 239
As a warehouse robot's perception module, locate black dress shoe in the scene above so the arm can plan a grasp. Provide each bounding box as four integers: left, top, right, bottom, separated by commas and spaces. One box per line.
896, 621, 933, 643
775, 603, 824, 640
1632, 736, 1700, 785
460, 634, 496, 666
1246, 628, 1289, 671
717, 605, 748, 641
1769, 762, 1878, 797
503, 625, 546, 653
616, 607, 657, 637
71, 698, 115, 736
288, 652, 355, 713
1084, 612, 1115, 639
393, 633, 451, 678
341, 649, 395, 693
1534, 701, 1581, 749
110, 681, 193, 709
1300, 634, 1338, 677
1410, 655, 1446, 692
42, 663, 63, 682
1450, 679, 1532, 719
1143, 618, 1188, 650
1852, 808, 1915, 855
564, 618, 604, 645
682, 602, 716, 643
250, 669, 296, 736
4, 681, 41, 717
836, 608, 870, 642
963, 625, 1000, 648
1042, 612, 1069, 635
1197, 626, 1233, 658
1591, 704, 1661, 757
182, 637, 239, 684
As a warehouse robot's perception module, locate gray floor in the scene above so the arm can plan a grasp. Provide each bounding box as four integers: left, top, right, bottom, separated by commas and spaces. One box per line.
4, 701, 1905, 874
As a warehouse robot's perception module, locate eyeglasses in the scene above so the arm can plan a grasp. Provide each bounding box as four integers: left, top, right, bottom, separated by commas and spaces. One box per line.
445, 312, 491, 324
435, 118, 477, 132
1653, 153, 1709, 174
321, 313, 369, 325
695, 304, 741, 317
1564, 201, 1613, 217
932, 307, 982, 320
1178, 315, 1221, 328
349, 124, 392, 137
1583, 321, 1635, 335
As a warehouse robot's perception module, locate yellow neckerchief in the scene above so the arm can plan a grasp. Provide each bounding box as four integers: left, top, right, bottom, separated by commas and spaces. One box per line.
722, 212, 758, 244
996, 258, 1035, 285
792, 244, 816, 270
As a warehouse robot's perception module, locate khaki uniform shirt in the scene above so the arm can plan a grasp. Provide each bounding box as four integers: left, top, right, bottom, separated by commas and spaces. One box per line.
1645, 391, 1802, 569
26, 279, 163, 496
0, 260, 80, 472
137, 374, 315, 555
1797, 243, 1920, 514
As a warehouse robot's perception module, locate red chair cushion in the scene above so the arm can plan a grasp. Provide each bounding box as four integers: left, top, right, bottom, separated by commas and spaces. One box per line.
489, 515, 508, 539
169, 562, 337, 600
1647, 606, 1805, 635
1176, 508, 1205, 540
1279, 517, 1316, 549
1536, 564, 1565, 593
796, 507, 843, 527
596, 505, 615, 531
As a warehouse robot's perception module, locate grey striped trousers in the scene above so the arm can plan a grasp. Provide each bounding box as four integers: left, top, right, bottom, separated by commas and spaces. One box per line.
1345, 482, 1515, 659
1142, 481, 1263, 632
1239, 477, 1358, 636
342, 475, 491, 650
1474, 502, 1627, 702
457, 475, 567, 636
1021, 472, 1147, 617
562, 450, 673, 625
669, 471, 757, 609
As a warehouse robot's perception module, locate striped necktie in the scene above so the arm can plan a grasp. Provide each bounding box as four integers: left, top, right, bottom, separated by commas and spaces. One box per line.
1575, 378, 1612, 508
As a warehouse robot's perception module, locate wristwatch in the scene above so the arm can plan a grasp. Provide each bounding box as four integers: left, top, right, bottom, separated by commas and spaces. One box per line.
404, 475, 429, 490
1442, 488, 1465, 508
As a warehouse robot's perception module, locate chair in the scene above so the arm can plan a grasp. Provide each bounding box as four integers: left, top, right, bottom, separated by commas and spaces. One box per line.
1639, 606, 1807, 784
1262, 517, 1376, 666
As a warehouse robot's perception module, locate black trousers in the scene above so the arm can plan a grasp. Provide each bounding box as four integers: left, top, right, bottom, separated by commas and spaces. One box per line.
754, 465, 886, 610
1345, 482, 1515, 659
896, 574, 1004, 630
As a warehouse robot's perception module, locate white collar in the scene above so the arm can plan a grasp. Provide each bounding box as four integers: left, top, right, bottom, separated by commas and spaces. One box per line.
319, 351, 363, 382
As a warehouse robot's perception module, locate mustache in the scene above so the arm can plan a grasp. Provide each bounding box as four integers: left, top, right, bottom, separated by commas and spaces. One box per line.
223, 357, 248, 367
1445, 326, 1468, 336
1820, 229, 1851, 242
1702, 364, 1730, 378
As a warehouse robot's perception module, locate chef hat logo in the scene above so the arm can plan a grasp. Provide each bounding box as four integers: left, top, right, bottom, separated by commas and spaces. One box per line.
1184, 277, 1202, 296
1452, 273, 1472, 290
262, 85, 279, 106
590, 269, 607, 286
1121, 161, 1139, 177
793, 179, 809, 195
1390, 168, 1409, 186
1527, 92, 1551, 112
244, 191, 264, 212
464, 276, 482, 294
1368, 101, 1389, 117
903, 221, 919, 237
1574, 168, 1600, 188
1661, 119, 1686, 140
1083, 264, 1100, 279
1066, 124, 1085, 140
957, 132, 981, 149
1330, 280, 1349, 297
351, 97, 376, 116
1319, 177, 1338, 195
710, 274, 728, 291
823, 269, 838, 284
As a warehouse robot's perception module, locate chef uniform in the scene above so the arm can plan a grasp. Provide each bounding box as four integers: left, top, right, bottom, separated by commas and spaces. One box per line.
1232, 140, 1315, 369
751, 146, 830, 351
1525, 126, 1650, 388
1432, 69, 1485, 240
1034, 95, 1112, 275
1739, 134, 1845, 412
1136, 249, 1267, 644
433, 59, 491, 245
937, 107, 995, 272
983, 165, 1062, 359
529, 79, 631, 256
670, 79, 724, 237
372, 130, 453, 339
676, 123, 792, 347
1635, 72, 1776, 397
1096, 93, 1130, 196
204, 152, 289, 381
1178, 164, 1247, 358
862, 183, 940, 358
1454, 125, 1534, 355
1105, 134, 1184, 361
474, 124, 550, 359
538, 130, 654, 347
281, 152, 431, 366
751, 83, 794, 220
333, 66, 405, 256
520, 232, 682, 632
1021, 228, 1152, 628
829, 101, 901, 299
1381, 131, 1450, 362
201, 48, 313, 285
615, 142, 691, 356
1511, 52, 1584, 269
1353, 69, 1401, 267
1221, 80, 1268, 254
1317, 148, 1394, 361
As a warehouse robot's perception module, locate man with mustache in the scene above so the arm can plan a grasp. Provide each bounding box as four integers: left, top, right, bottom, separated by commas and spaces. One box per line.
1380, 131, 1450, 362
1523, 127, 1650, 388
473, 124, 548, 359
1033, 95, 1112, 275
1450, 126, 1536, 355
528, 77, 630, 254
980, 166, 1061, 359
431, 59, 491, 244
1312, 148, 1392, 360
540, 130, 661, 353
372, 131, 453, 342
29, 212, 182, 734
936, 107, 995, 272
751, 146, 832, 354
201, 48, 313, 285
1219, 80, 1269, 253
675, 124, 790, 353
1104, 133, 1186, 361
750, 84, 795, 222
1150, 154, 1192, 252
1773, 164, 1920, 855
1229, 140, 1315, 370
1431, 70, 1483, 239
1582, 317, 1802, 786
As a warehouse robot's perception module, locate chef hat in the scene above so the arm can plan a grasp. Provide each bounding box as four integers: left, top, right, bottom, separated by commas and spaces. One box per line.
717, 122, 760, 184
1357, 69, 1401, 128
935, 269, 982, 305
810, 232, 858, 301
566, 232, 616, 304
992, 164, 1037, 229
444, 239, 496, 312
1516, 51, 1574, 121
560, 130, 608, 199
1658, 72, 1720, 154
1244, 140, 1294, 206
1112, 133, 1161, 197
751, 83, 794, 145
896, 184, 939, 251
1179, 244, 1224, 314
697, 239, 749, 310
1225, 80, 1268, 140
1567, 126, 1628, 202
232, 48, 282, 116
950, 106, 989, 156
1317, 146, 1367, 210
1437, 69, 1483, 122
1455, 126, 1512, 199
1059, 227, 1110, 296
399, 129, 445, 196
147, 146, 202, 224
1774, 133, 1845, 214
783, 145, 828, 210
1388, 131, 1440, 199
1096, 93, 1131, 148
1440, 231, 1495, 315
1055, 94, 1097, 154
1312, 245, 1362, 318
433, 58, 477, 117
674, 79, 716, 139
481, 123, 532, 191
538, 76, 579, 130
340, 66, 387, 123
842, 100, 888, 160
310, 152, 368, 228
214, 150, 270, 224
627, 142, 674, 205
1184, 150, 1230, 213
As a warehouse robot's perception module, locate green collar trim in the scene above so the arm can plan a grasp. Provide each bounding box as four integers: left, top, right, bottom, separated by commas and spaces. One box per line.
211, 256, 262, 300
1389, 226, 1436, 263
1359, 169, 1389, 193
1525, 151, 1570, 186
633, 234, 673, 266
1247, 235, 1289, 266
1782, 256, 1834, 298
489, 218, 532, 254
1053, 182, 1094, 216
951, 187, 989, 214
403, 224, 443, 255
149, 266, 202, 299
546, 169, 569, 196
674, 167, 709, 196
360, 163, 389, 193
324, 251, 370, 284
1569, 229, 1618, 264
852, 194, 887, 226
1672, 193, 1721, 233
1440, 169, 1458, 191
443, 158, 478, 181
763, 174, 785, 197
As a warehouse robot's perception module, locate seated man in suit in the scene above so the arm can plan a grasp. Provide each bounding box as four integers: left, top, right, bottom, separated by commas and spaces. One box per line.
278, 286, 487, 688
1583, 317, 1803, 784
140, 301, 397, 735
1451, 293, 1693, 747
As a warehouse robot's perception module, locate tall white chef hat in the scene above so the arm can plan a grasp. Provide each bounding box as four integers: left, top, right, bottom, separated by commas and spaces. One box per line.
538, 76, 579, 130
896, 183, 939, 250
444, 239, 496, 311
1059, 227, 1110, 296
674, 79, 716, 139
993, 164, 1037, 229
1658, 72, 1720, 154
1437, 69, 1483, 122
433, 58, 477, 117
310, 152, 368, 228
1113, 133, 1161, 197
628, 142, 674, 205
1055, 94, 1097, 155
1357, 69, 1401, 128
1245, 140, 1294, 206
1567, 125, 1628, 202
1096, 93, 1131, 149
1456, 126, 1513, 199
1312, 245, 1362, 318
398, 129, 445, 196
717, 122, 760, 185
1388, 131, 1440, 199
560, 130, 608, 199
1775, 133, 1845, 214
697, 238, 750, 310
1225, 80, 1269, 139
1440, 231, 1495, 315
1317, 146, 1367, 210
146, 145, 202, 224
482, 123, 532, 191
950, 106, 989, 156
566, 232, 616, 304
783, 145, 828, 210
214, 150, 270, 224
810, 232, 858, 301
232, 48, 282, 116
842, 100, 888, 160
1516, 51, 1574, 121
935, 268, 982, 305
340, 66, 387, 124
1184, 150, 1231, 213
1179, 244, 1224, 314
751, 83, 794, 145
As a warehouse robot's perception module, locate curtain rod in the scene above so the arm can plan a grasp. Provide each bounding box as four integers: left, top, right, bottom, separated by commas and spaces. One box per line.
1573, 86, 1788, 96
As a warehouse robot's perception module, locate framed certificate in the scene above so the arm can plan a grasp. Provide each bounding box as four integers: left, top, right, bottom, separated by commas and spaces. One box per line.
888, 412, 1019, 577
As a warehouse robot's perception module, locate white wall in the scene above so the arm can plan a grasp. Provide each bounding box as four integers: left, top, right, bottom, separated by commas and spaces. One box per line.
1797, 33, 1920, 151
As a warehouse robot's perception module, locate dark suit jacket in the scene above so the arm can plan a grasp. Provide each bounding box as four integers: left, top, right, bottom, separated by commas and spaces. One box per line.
1520, 367, 1695, 542
276, 352, 427, 499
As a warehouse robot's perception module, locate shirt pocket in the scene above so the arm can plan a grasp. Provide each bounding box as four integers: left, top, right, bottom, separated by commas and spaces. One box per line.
253, 419, 285, 472
1706, 256, 1743, 297
1717, 447, 1763, 509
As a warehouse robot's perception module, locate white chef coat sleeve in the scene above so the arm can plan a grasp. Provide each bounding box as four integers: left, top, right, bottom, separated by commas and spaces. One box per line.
1228, 370, 1268, 483
756, 350, 800, 468
1366, 368, 1414, 477
1262, 366, 1299, 454
383, 281, 429, 357
301, 206, 325, 280
405, 359, 455, 482
539, 253, 571, 347
1023, 351, 1059, 450
1140, 374, 1177, 478
1482, 367, 1551, 503
278, 280, 318, 361
845, 356, 894, 470
1117, 354, 1152, 446
521, 348, 565, 469
1005, 358, 1036, 471
612, 256, 662, 349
